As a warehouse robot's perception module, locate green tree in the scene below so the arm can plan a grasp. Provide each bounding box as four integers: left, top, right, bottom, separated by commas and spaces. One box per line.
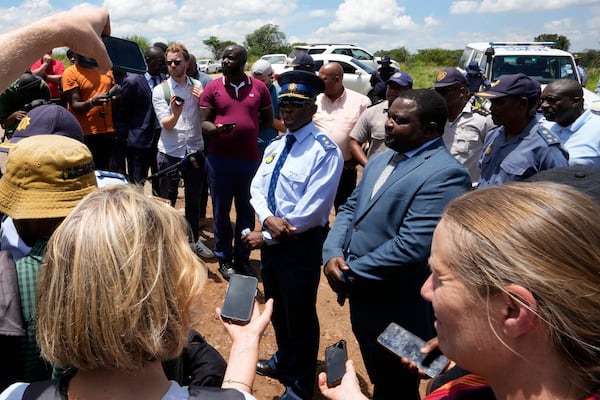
413, 49, 462, 66
203, 36, 237, 59
244, 24, 289, 58
374, 47, 411, 63
534, 34, 570, 51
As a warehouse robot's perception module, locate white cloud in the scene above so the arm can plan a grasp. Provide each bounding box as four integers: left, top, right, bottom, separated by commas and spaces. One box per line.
449, 1, 479, 14
423, 16, 440, 28
450, 0, 598, 14
314, 0, 416, 43
309, 9, 328, 18
0, 0, 53, 26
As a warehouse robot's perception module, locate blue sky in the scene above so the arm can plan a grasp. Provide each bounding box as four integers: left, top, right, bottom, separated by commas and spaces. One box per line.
2, 0, 599, 59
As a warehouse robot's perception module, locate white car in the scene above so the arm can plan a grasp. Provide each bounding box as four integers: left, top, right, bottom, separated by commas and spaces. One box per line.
289, 44, 400, 70
459, 42, 600, 111
198, 59, 218, 74
311, 54, 376, 100
260, 53, 288, 78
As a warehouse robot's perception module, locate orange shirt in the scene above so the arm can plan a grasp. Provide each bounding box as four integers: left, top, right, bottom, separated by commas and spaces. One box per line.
62, 65, 115, 135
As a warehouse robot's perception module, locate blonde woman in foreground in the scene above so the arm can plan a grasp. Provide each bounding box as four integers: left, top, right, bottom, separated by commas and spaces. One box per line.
1, 185, 272, 400
320, 182, 600, 400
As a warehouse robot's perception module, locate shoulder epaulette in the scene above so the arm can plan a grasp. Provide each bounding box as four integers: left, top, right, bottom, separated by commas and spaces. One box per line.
315, 134, 337, 151
367, 99, 385, 108
472, 104, 490, 116
271, 135, 284, 142
536, 126, 561, 145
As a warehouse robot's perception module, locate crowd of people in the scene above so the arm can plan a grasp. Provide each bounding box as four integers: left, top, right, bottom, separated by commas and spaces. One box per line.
0, 6, 599, 400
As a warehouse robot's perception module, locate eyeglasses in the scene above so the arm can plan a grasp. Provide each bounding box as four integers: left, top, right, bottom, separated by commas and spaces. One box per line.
166, 59, 183, 66
279, 99, 311, 108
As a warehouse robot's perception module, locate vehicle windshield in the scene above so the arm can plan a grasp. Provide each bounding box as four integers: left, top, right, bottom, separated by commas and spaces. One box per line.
492, 55, 577, 84
262, 55, 286, 64
199, 60, 209, 65
351, 58, 376, 74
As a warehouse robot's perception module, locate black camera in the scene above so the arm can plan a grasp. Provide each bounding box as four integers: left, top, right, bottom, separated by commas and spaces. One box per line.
173, 96, 185, 106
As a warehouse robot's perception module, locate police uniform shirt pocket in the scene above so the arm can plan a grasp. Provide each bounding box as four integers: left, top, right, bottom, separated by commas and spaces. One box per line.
279, 166, 309, 197
499, 159, 528, 180
452, 125, 482, 156
371, 125, 386, 141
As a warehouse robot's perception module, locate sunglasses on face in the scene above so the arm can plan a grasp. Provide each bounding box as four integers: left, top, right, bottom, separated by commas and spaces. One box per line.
166, 59, 183, 66
279, 99, 311, 108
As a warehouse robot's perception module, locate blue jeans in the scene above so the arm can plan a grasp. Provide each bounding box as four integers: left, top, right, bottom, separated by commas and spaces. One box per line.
157, 152, 203, 241
206, 154, 259, 262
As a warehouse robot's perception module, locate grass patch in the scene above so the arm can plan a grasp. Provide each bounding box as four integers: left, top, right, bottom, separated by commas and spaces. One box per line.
401, 62, 444, 89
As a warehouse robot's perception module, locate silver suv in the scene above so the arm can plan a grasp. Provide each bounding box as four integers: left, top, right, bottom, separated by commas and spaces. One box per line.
288, 44, 400, 70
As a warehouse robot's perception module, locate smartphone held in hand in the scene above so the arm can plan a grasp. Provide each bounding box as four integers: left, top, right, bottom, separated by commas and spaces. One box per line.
220, 274, 258, 325
325, 339, 347, 387
377, 322, 449, 378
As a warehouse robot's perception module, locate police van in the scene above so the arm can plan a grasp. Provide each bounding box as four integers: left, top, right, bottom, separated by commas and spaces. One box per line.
458, 42, 600, 111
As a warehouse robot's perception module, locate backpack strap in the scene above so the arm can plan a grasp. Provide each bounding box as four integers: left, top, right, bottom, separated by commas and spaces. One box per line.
22, 380, 62, 400
161, 81, 171, 105
162, 78, 202, 106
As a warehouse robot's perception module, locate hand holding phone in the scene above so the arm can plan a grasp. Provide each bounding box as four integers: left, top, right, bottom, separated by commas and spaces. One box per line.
173, 96, 185, 106
377, 322, 449, 378
325, 339, 347, 387
220, 274, 258, 325
101, 36, 147, 74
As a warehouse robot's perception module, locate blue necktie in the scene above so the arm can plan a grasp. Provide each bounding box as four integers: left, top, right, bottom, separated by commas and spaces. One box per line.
267, 135, 296, 213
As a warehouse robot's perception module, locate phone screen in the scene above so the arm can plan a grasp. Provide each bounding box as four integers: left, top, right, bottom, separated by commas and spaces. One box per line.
325, 340, 347, 387
220, 274, 258, 325
102, 36, 147, 74
377, 322, 448, 378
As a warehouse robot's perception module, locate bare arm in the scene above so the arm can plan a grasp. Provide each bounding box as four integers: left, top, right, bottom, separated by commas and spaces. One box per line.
160, 96, 185, 130
200, 107, 235, 136
349, 138, 368, 167
217, 299, 274, 395
65, 88, 109, 115
0, 7, 112, 92
258, 105, 274, 133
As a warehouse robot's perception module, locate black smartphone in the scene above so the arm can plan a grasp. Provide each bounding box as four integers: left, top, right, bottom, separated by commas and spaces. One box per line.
325, 339, 347, 387
222, 122, 236, 129
173, 96, 185, 106
220, 274, 258, 325
102, 36, 147, 74
377, 322, 448, 378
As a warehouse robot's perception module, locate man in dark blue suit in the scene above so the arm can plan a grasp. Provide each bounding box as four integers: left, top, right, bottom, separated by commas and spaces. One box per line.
121, 46, 165, 185
322, 89, 472, 400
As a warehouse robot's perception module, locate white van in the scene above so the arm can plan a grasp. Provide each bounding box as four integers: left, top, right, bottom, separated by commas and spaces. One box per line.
458, 42, 600, 111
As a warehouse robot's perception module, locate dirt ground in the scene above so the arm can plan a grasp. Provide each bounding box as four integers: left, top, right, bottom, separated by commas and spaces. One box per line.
180, 184, 430, 399
171, 184, 373, 399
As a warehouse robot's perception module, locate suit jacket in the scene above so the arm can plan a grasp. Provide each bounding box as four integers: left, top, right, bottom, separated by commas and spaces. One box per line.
323, 138, 472, 291
121, 73, 159, 149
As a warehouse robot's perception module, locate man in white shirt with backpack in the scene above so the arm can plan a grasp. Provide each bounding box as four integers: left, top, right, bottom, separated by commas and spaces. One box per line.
152, 43, 213, 259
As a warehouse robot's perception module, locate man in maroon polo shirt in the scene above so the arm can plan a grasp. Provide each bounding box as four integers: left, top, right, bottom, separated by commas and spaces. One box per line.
200, 45, 274, 280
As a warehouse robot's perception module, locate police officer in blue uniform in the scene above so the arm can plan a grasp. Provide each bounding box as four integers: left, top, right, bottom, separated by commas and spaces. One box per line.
243, 71, 343, 400
476, 73, 568, 188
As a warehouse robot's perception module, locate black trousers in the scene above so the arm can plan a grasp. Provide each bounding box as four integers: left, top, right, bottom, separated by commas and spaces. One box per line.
260, 227, 326, 399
